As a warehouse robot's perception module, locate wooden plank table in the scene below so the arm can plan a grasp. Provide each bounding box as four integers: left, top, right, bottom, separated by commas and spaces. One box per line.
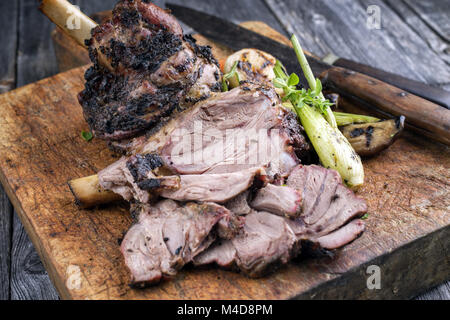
0, 0, 448, 300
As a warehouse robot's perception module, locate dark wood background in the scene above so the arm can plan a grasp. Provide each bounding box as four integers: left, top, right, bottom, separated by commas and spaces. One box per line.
0, 0, 448, 300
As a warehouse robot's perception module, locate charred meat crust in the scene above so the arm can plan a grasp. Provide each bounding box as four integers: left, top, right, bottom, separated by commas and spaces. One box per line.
126, 153, 164, 181
102, 30, 183, 73
126, 153, 167, 190
78, 0, 222, 141
183, 34, 218, 66
78, 69, 181, 139
281, 110, 312, 161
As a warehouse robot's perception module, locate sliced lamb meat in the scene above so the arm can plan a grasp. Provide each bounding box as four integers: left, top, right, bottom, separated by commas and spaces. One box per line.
307, 184, 368, 238
79, 0, 221, 140
287, 165, 342, 225
250, 184, 302, 218
193, 241, 237, 269
160, 83, 303, 177
195, 165, 367, 276
99, 155, 267, 204
121, 200, 239, 287
160, 167, 267, 203
283, 165, 367, 248
111, 84, 310, 159
315, 220, 365, 250
216, 213, 246, 240
224, 191, 253, 216
194, 211, 301, 278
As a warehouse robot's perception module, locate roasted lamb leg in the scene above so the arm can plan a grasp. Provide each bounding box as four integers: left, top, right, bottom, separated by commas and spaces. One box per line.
76, 0, 222, 140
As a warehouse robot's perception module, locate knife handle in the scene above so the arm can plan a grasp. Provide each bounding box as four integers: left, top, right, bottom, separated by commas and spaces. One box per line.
321, 67, 450, 146
331, 58, 450, 110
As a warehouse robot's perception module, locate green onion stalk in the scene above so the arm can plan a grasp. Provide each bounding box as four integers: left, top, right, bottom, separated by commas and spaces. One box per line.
290, 36, 338, 129
222, 61, 240, 92
274, 35, 364, 188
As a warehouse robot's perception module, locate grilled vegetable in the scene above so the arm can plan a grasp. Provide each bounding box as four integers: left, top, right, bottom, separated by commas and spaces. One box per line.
341, 116, 405, 157
222, 61, 240, 92
334, 112, 380, 127
224, 48, 277, 88
273, 35, 364, 188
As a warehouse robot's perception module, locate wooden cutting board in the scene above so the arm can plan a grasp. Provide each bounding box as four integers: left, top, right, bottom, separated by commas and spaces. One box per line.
0, 20, 448, 300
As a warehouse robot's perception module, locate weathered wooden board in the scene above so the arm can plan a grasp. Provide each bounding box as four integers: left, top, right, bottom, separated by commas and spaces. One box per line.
10, 0, 61, 301
0, 21, 449, 300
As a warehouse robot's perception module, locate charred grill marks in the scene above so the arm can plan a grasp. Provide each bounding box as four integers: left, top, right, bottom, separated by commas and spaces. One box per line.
127, 153, 164, 181
105, 31, 183, 72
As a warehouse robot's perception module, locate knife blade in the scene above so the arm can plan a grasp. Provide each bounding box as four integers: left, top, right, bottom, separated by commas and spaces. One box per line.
166, 3, 450, 110
166, 3, 450, 146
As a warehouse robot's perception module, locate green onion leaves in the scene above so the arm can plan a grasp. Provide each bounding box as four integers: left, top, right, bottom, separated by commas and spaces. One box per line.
273, 60, 333, 114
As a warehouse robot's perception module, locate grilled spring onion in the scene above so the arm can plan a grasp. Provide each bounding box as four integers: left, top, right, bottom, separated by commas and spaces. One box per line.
334, 112, 380, 126
223, 48, 277, 89
273, 35, 364, 188
222, 61, 240, 92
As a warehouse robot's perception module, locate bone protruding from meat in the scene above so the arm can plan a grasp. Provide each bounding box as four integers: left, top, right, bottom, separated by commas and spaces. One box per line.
39, 0, 97, 48
68, 163, 267, 208
68, 174, 121, 208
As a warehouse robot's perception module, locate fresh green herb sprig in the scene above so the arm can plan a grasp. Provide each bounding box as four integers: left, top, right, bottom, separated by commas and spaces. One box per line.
222, 61, 240, 92
273, 61, 333, 116
81, 130, 93, 142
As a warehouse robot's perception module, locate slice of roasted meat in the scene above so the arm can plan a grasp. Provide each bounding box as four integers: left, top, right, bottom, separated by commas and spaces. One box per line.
159, 82, 307, 177
121, 200, 242, 287
78, 0, 221, 140
194, 211, 301, 277
250, 184, 302, 218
